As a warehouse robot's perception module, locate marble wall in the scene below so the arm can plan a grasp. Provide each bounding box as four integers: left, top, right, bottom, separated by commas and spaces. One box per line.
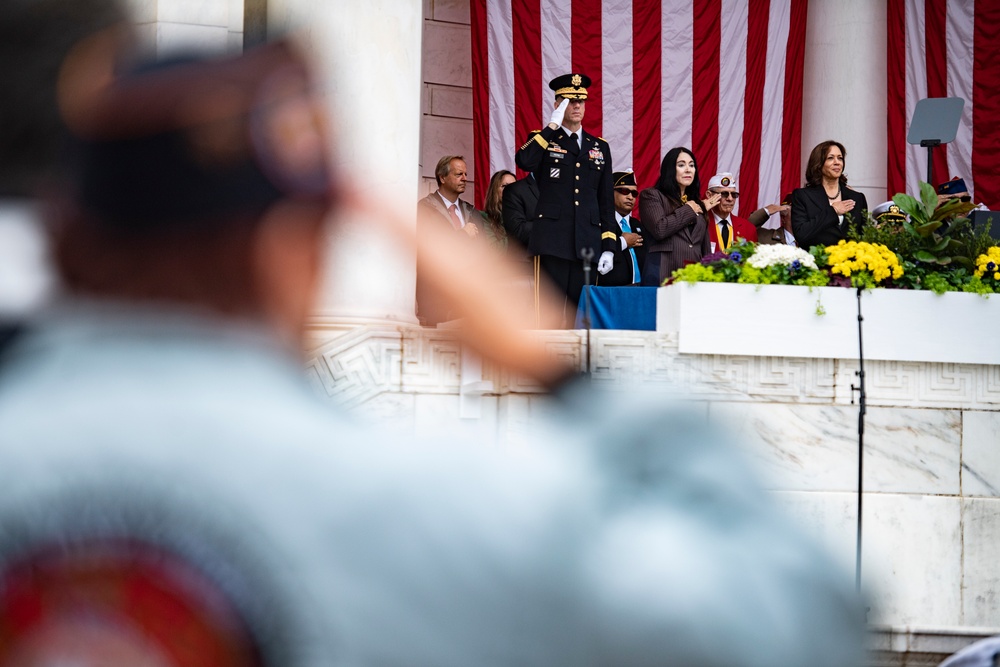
127, 0, 243, 54
306, 324, 1000, 632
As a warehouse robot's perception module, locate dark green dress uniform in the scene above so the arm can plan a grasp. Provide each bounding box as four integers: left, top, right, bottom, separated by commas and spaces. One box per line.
515, 126, 618, 323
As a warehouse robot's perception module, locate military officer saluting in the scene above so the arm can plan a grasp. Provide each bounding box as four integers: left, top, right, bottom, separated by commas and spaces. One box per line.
516, 73, 617, 327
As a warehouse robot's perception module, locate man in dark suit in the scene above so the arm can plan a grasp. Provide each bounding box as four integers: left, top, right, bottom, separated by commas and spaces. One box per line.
515, 73, 618, 327
600, 170, 647, 286
416, 155, 482, 325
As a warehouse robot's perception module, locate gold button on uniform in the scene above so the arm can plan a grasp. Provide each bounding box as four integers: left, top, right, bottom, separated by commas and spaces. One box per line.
575, 175, 579, 180
575, 201, 579, 206
574, 188, 579, 193
576, 163, 581, 167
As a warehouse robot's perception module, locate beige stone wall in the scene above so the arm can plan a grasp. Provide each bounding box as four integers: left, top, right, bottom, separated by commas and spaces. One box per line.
420, 0, 475, 204
127, 0, 243, 54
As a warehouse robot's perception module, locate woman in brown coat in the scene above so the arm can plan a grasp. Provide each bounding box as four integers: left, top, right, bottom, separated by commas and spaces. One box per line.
638, 147, 721, 285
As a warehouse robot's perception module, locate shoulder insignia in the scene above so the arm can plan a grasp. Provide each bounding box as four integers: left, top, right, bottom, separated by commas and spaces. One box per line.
520, 132, 549, 151
602, 231, 618, 241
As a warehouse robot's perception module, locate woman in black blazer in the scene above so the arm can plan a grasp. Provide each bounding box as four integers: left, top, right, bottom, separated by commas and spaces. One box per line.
790, 140, 868, 249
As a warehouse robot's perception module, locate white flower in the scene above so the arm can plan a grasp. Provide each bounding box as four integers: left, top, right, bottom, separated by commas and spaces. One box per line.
747, 244, 818, 270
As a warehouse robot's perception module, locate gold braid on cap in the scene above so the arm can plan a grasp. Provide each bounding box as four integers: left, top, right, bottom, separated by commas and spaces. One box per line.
554, 87, 588, 99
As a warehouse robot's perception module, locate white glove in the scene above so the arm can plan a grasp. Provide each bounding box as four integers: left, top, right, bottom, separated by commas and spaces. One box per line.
548, 97, 570, 127
597, 251, 614, 275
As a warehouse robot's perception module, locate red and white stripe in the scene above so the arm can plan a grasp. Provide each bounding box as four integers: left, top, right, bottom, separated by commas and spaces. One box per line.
888, 0, 1000, 209
471, 0, 808, 217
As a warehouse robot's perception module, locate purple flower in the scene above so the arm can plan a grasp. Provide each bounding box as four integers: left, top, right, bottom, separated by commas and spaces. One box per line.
700, 251, 729, 265
730, 251, 743, 263
791, 259, 802, 272
988, 261, 997, 272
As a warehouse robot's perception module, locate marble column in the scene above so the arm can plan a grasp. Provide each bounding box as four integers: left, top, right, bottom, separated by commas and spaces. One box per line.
801, 0, 888, 206
269, 0, 422, 327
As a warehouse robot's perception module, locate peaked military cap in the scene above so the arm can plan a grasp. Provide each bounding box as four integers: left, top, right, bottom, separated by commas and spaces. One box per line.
613, 170, 637, 188
872, 200, 907, 223
549, 73, 591, 100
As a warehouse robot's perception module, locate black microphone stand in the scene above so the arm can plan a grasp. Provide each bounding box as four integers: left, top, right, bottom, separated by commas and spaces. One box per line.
850, 286, 867, 593
580, 247, 594, 377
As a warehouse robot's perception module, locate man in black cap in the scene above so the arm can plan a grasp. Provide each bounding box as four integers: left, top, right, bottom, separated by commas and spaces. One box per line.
515, 73, 618, 327
600, 170, 646, 287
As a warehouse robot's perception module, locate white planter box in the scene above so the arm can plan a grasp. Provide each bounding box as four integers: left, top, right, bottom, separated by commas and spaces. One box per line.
656, 283, 999, 365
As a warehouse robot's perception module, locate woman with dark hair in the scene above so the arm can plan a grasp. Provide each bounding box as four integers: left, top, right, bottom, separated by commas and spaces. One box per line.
790, 140, 868, 249
480, 169, 516, 253
637, 147, 721, 285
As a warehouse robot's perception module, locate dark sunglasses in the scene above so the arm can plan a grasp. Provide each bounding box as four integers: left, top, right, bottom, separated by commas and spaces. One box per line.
615, 188, 638, 196
712, 190, 739, 199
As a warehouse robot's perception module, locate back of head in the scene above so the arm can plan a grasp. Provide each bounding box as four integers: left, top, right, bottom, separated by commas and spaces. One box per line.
0, 0, 127, 197
52, 40, 337, 323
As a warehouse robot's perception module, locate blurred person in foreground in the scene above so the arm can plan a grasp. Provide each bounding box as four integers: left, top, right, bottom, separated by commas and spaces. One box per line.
0, 26, 865, 667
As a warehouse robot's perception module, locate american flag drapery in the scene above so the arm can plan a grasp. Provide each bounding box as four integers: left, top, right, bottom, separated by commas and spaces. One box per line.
471, 0, 809, 217
472, 0, 1000, 213
888, 0, 1000, 209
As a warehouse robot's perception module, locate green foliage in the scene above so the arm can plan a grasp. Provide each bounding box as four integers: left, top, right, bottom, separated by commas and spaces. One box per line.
737, 263, 827, 287
882, 182, 980, 269
961, 275, 995, 296
669, 263, 724, 285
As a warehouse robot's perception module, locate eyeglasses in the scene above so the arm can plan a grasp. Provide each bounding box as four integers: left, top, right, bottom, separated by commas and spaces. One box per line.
614, 188, 638, 196
712, 190, 739, 199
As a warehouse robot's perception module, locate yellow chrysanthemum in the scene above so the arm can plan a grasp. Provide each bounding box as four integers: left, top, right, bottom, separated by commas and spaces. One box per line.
824, 241, 902, 284
973, 247, 1000, 280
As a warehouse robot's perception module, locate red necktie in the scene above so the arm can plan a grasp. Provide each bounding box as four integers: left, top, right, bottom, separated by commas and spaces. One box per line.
448, 204, 462, 230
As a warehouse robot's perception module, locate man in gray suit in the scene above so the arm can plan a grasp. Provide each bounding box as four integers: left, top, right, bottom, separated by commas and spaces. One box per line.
416, 155, 483, 324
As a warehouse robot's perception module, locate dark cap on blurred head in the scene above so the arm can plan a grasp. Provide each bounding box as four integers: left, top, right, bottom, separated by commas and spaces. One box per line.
66, 39, 335, 231
549, 73, 590, 100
